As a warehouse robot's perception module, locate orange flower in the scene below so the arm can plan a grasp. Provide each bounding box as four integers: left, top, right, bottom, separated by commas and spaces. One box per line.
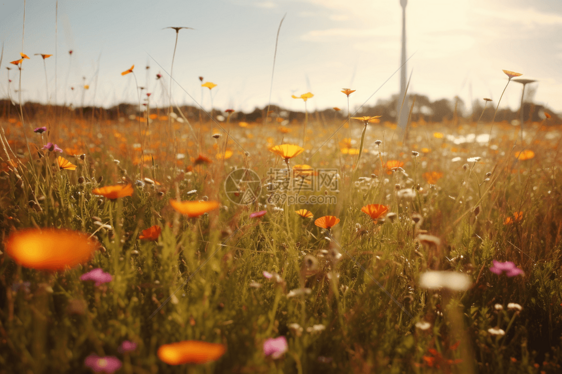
216, 150, 233, 160
57, 156, 77, 171
351, 116, 381, 124
314, 216, 340, 229
20, 52, 30, 59
333, 107, 341, 111
39, 54, 52, 59
5, 228, 98, 271
385, 160, 404, 174
121, 65, 134, 76
292, 92, 314, 102
361, 204, 389, 220
192, 154, 212, 165
293, 164, 315, 177
10, 59, 23, 66
92, 184, 134, 200
423, 171, 444, 184
158, 341, 225, 365
514, 150, 534, 161
295, 209, 313, 219
170, 200, 220, 218
269, 144, 304, 161
545, 112, 551, 119
201, 82, 217, 90
504, 212, 523, 225
341, 88, 356, 96
139, 225, 161, 241
502, 70, 522, 80
433, 132, 444, 139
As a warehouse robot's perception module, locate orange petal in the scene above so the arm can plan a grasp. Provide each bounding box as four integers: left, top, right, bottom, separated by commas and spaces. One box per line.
170, 199, 220, 218
158, 341, 225, 365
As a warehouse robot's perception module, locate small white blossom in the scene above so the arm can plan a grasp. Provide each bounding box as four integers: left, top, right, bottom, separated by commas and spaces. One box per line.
488, 327, 505, 336
287, 288, 312, 298
415, 321, 431, 330
494, 304, 503, 311
507, 303, 522, 311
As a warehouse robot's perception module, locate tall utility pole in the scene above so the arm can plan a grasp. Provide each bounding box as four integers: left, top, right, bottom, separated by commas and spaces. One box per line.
397, 0, 409, 132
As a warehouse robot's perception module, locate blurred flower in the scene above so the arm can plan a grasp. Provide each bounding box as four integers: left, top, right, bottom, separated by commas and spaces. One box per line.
361, 204, 389, 220
507, 303, 522, 311
119, 341, 138, 353
57, 156, 77, 171
10, 59, 23, 66
84, 355, 122, 373
34, 126, 47, 134
494, 304, 503, 311
385, 160, 404, 174
6, 228, 98, 271
514, 150, 534, 161
314, 216, 340, 229
489, 260, 524, 277
170, 200, 220, 218
37, 54, 52, 60
92, 184, 134, 200
288, 323, 303, 336
467, 157, 481, 163
341, 88, 356, 96
423, 171, 443, 184
42, 142, 63, 153
351, 116, 381, 124
502, 70, 522, 80
20, 52, 30, 60
488, 327, 505, 336
192, 154, 212, 166
287, 288, 312, 298
250, 210, 267, 219
295, 209, 313, 219
415, 321, 431, 330
263, 336, 288, 359
396, 188, 416, 200
157, 340, 226, 365
139, 225, 161, 241
121, 65, 134, 76
269, 144, 304, 161
504, 212, 523, 225
419, 271, 472, 291
291, 92, 314, 102
201, 82, 217, 90
80, 268, 112, 286
433, 132, 444, 139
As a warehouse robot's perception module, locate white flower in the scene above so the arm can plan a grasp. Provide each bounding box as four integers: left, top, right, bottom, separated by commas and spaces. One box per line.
249, 281, 262, 288
288, 323, 303, 336
306, 324, 326, 333
419, 271, 472, 291
488, 327, 505, 336
186, 190, 197, 195
397, 188, 416, 200
507, 303, 522, 311
287, 288, 311, 298
415, 321, 431, 330
467, 157, 481, 163
452, 157, 462, 162
494, 304, 503, 311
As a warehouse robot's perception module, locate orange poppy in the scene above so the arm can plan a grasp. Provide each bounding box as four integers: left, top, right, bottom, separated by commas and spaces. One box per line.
139, 225, 161, 241
545, 113, 551, 119
295, 209, 313, 219
269, 144, 304, 160
20, 52, 30, 59
341, 88, 356, 96
92, 184, 134, 200
121, 65, 134, 76
502, 70, 522, 80
201, 82, 217, 90
504, 212, 523, 225
333, 107, 341, 111
385, 160, 404, 174
361, 204, 389, 220
5, 228, 98, 271
292, 92, 314, 102
10, 59, 23, 66
314, 216, 340, 229
514, 150, 534, 161
170, 200, 220, 218
158, 340, 226, 365
39, 54, 52, 59
57, 156, 77, 171
422, 171, 443, 184
192, 154, 212, 165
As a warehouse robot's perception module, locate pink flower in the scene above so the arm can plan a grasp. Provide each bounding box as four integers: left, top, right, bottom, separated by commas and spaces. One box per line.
80, 268, 113, 286
34, 126, 47, 134
42, 142, 63, 153
263, 271, 273, 279
263, 336, 288, 359
250, 210, 267, 219
84, 354, 121, 373
119, 340, 137, 352
489, 260, 524, 277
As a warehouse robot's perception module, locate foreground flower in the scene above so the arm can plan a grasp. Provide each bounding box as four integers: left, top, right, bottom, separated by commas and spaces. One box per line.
514, 150, 534, 161
419, 271, 472, 291
139, 225, 161, 241
504, 212, 523, 225
201, 81, 217, 90
192, 154, 212, 166
250, 210, 267, 219
158, 341, 225, 365
121, 65, 134, 76
489, 260, 524, 277
6, 228, 98, 271
170, 199, 220, 218
263, 336, 288, 359
80, 268, 112, 286
84, 354, 122, 373
291, 92, 313, 101
34, 126, 47, 134
361, 204, 389, 220
269, 144, 304, 161
314, 216, 340, 229
351, 116, 381, 124
57, 156, 77, 171
385, 160, 404, 174
295, 209, 313, 219
42, 142, 63, 153
92, 184, 134, 200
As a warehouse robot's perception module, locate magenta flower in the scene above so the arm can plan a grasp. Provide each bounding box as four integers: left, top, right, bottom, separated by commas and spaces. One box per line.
119, 340, 137, 353
80, 268, 113, 286
489, 260, 524, 277
263, 271, 273, 279
34, 126, 47, 134
263, 336, 288, 359
42, 142, 63, 153
250, 210, 267, 219
84, 355, 122, 373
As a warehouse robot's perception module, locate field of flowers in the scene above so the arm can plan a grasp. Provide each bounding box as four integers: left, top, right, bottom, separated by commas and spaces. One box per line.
1, 67, 562, 373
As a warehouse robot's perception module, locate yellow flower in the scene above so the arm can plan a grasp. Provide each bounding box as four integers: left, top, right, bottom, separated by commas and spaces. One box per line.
502, 70, 522, 80
292, 92, 314, 102
514, 150, 534, 161
433, 132, 444, 139
201, 82, 217, 90
269, 144, 304, 160
341, 88, 356, 96
351, 116, 381, 124
295, 209, 313, 218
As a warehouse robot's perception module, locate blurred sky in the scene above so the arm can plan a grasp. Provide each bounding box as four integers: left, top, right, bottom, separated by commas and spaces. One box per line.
1, 0, 561, 114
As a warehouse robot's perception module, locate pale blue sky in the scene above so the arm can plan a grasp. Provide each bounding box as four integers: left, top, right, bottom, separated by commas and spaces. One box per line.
1, 0, 561, 113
